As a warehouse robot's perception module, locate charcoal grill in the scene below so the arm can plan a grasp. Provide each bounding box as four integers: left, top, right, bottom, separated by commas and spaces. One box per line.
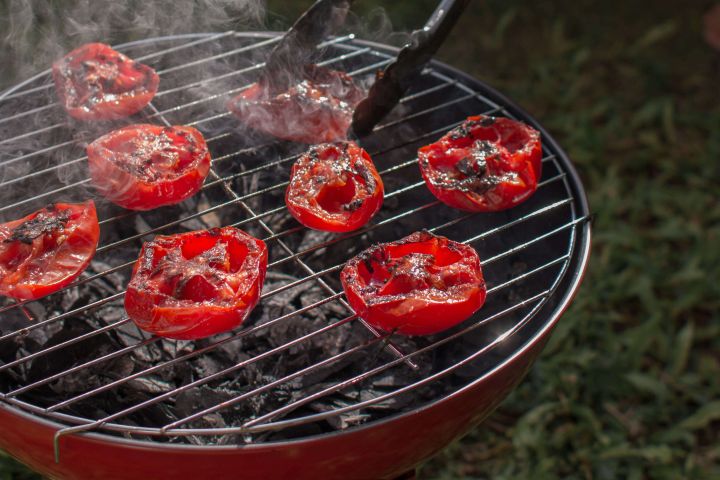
0, 31, 591, 479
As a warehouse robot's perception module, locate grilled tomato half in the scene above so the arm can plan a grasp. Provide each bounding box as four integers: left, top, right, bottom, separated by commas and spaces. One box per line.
87, 124, 211, 211
228, 65, 365, 144
0, 200, 100, 300
341, 231, 486, 336
53, 43, 159, 120
286, 142, 384, 232
125, 227, 268, 340
418, 115, 542, 212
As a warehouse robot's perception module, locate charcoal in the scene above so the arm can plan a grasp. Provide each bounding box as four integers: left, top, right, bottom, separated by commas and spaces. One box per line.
175, 385, 236, 418
126, 376, 176, 396
161, 338, 196, 358
129, 340, 165, 365
260, 420, 327, 442
203, 335, 251, 366
0, 37, 556, 449
133, 214, 154, 236
0, 304, 37, 346
24, 322, 134, 395
23, 302, 48, 322
308, 397, 370, 430
260, 280, 308, 324
190, 353, 230, 379
297, 350, 366, 388
87, 259, 128, 292
59, 287, 81, 312
181, 195, 222, 230
26, 321, 102, 383
296, 229, 334, 255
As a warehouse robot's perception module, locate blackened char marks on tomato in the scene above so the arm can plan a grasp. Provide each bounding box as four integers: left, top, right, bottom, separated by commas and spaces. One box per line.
343, 198, 364, 212
418, 114, 542, 212
86, 124, 211, 211
341, 231, 486, 336
0, 201, 100, 300
285, 141, 384, 232
354, 160, 378, 195
435, 140, 500, 195
53, 43, 159, 121
5, 207, 71, 245
449, 121, 475, 141
124, 226, 268, 340
114, 127, 198, 181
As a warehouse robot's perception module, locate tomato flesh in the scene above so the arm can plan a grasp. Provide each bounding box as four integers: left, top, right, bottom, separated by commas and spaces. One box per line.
53, 43, 159, 121
124, 227, 268, 340
341, 231, 486, 336
285, 142, 384, 232
228, 65, 365, 144
0, 200, 100, 300
87, 124, 211, 211
418, 115, 542, 212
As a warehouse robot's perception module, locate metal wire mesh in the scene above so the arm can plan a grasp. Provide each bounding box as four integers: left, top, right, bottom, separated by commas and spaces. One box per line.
0, 32, 589, 445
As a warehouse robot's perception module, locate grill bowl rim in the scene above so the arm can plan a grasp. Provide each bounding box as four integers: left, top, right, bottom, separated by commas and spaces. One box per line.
0, 32, 591, 450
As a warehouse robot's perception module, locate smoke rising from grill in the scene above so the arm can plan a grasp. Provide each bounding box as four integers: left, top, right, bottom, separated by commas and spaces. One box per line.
0, 0, 265, 88
0, 2, 440, 442
0, 0, 581, 452
0, 0, 404, 216
0, 0, 267, 213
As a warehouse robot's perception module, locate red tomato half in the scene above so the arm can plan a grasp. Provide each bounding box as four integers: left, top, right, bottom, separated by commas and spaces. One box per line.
341, 231, 486, 336
86, 124, 211, 211
228, 65, 365, 144
0, 200, 99, 300
53, 43, 159, 121
124, 227, 268, 340
418, 115, 542, 212
286, 142, 384, 232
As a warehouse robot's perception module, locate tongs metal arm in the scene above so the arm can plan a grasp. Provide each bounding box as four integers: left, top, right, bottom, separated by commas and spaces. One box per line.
263, 0, 353, 93
351, 0, 470, 136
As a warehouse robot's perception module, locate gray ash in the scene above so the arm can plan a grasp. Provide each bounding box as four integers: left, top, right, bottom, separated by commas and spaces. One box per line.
0, 35, 568, 447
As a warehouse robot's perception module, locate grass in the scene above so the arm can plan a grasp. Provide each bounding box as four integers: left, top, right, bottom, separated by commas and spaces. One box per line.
2, 0, 719, 478
417, 1, 720, 478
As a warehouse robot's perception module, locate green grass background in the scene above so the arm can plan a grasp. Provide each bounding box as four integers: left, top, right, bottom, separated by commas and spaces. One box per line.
1, 0, 719, 478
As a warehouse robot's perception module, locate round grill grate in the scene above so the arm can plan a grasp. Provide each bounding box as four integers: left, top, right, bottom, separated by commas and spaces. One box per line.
0, 32, 590, 446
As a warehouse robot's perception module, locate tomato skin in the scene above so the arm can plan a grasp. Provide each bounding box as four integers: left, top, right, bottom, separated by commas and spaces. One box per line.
86, 124, 211, 211
0, 200, 99, 300
341, 231, 486, 336
53, 43, 159, 121
285, 142, 384, 232
228, 65, 365, 144
418, 115, 542, 212
124, 227, 268, 340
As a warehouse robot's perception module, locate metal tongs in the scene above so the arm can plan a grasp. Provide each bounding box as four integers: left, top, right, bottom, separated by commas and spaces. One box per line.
262, 0, 469, 135
262, 0, 354, 94
351, 0, 470, 135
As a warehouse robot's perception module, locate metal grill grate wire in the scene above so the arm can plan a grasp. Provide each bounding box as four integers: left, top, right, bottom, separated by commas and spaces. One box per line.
0, 32, 589, 445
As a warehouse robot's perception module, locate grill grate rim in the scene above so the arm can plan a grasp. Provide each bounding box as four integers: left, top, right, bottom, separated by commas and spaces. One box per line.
0, 32, 589, 444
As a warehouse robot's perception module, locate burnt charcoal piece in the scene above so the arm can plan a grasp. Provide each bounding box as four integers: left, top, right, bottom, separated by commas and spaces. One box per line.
0, 33, 581, 449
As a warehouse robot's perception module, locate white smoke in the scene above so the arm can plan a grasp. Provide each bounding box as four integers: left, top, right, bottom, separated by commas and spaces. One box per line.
0, 0, 266, 89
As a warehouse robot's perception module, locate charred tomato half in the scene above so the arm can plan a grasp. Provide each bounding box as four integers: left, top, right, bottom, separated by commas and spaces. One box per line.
86, 124, 211, 211
286, 142, 384, 232
0, 200, 100, 300
341, 231, 486, 336
125, 227, 268, 340
53, 43, 159, 121
228, 65, 365, 144
418, 115, 542, 212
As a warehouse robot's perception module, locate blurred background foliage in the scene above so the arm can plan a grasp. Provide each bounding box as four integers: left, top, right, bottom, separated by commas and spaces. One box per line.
1, 0, 719, 478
